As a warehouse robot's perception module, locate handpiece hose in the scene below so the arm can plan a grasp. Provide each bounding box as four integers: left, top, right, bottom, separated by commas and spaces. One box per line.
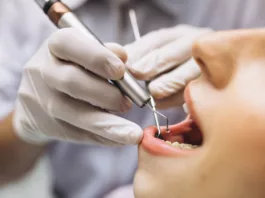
35, 0, 151, 108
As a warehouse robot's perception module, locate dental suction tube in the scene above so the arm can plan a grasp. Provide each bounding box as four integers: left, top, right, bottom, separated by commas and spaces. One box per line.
35, 0, 151, 108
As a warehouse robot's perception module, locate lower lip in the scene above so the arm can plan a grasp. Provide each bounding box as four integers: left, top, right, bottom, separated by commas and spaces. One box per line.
141, 119, 199, 157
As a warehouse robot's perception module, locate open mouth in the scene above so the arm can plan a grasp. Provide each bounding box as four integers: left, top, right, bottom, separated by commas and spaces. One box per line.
141, 87, 204, 157
141, 115, 203, 157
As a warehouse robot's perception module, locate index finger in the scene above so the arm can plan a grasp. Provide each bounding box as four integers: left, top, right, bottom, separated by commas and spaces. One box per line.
128, 30, 209, 80
48, 28, 125, 80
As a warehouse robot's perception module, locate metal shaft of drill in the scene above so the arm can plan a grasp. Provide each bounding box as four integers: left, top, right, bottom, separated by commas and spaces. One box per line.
147, 103, 169, 132
129, 9, 169, 135
149, 97, 162, 135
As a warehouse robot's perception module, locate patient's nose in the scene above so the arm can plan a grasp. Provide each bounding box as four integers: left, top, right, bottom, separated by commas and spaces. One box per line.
192, 31, 237, 88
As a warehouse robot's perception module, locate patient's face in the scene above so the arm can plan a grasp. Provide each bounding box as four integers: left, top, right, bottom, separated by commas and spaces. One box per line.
134, 29, 265, 198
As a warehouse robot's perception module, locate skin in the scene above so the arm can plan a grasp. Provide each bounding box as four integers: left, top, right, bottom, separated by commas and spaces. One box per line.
0, 113, 44, 185
134, 29, 265, 198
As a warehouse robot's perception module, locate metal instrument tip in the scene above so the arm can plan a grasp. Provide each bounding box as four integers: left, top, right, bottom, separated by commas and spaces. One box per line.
147, 98, 170, 138
129, 9, 169, 138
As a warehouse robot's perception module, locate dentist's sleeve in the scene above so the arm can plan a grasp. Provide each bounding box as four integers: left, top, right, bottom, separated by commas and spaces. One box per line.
0, 1, 55, 118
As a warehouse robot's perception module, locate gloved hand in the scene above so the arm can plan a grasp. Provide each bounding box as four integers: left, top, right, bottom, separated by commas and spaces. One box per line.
125, 25, 212, 109
13, 28, 142, 146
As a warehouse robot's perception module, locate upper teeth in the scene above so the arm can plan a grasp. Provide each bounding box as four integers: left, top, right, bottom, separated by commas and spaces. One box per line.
183, 103, 189, 114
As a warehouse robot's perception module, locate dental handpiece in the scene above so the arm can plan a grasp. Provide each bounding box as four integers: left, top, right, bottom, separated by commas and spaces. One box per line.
35, 0, 151, 108
129, 9, 169, 136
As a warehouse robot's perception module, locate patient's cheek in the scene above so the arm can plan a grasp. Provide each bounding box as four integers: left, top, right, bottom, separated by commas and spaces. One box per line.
135, 146, 200, 198
134, 147, 175, 198
212, 100, 265, 176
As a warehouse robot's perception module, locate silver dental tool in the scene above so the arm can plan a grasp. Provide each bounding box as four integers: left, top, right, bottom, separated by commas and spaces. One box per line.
129, 9, 169, 136
35, 0, 155, 108
35, 0, 169, 137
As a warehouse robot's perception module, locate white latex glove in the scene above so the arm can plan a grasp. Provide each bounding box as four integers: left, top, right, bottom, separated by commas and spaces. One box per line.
13, 28, 142, 146
125, 25, 212, 109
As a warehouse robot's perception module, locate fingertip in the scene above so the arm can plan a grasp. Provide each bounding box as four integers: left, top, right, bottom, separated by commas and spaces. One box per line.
48, 28, 77, 55
106, 121, 143, 145
105, 55, 125, 80
48, 31, 63, 56
105, 43, 128, 63
128, 124, 143, 144
126, 65, 148, 80
104, 43, 128, 80
149, 75, 186, 100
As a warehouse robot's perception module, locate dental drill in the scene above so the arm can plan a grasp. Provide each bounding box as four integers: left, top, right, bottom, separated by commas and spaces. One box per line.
128, 9, 169, 136
35, 0, 169, 137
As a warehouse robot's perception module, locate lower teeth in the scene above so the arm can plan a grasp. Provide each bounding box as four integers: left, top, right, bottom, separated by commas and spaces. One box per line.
165, 141, 198, 150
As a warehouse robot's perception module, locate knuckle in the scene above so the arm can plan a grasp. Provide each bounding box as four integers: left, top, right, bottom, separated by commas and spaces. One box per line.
49, 29, 66, 48
48, 28, 77, 51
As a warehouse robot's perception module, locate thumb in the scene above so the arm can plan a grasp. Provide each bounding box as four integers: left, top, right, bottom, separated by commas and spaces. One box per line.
155, 91, 185, 109
105, 43, 128, 63
149, 58, 200, 100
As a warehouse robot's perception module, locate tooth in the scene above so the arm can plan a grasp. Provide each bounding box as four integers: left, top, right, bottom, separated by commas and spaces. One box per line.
172, 142, 180, 147
183, 103, 189, 114
165, 141, 198, 150
180, 143, 193, 150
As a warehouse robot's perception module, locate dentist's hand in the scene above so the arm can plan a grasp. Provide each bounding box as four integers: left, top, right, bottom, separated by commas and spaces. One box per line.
13, 28, 142, 146
126, 25, 212, 109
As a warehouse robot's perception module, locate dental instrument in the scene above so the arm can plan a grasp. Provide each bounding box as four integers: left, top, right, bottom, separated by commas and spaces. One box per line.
129, 9, 169, 137
35, 1, 152, 106
35, 0, 168, 136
